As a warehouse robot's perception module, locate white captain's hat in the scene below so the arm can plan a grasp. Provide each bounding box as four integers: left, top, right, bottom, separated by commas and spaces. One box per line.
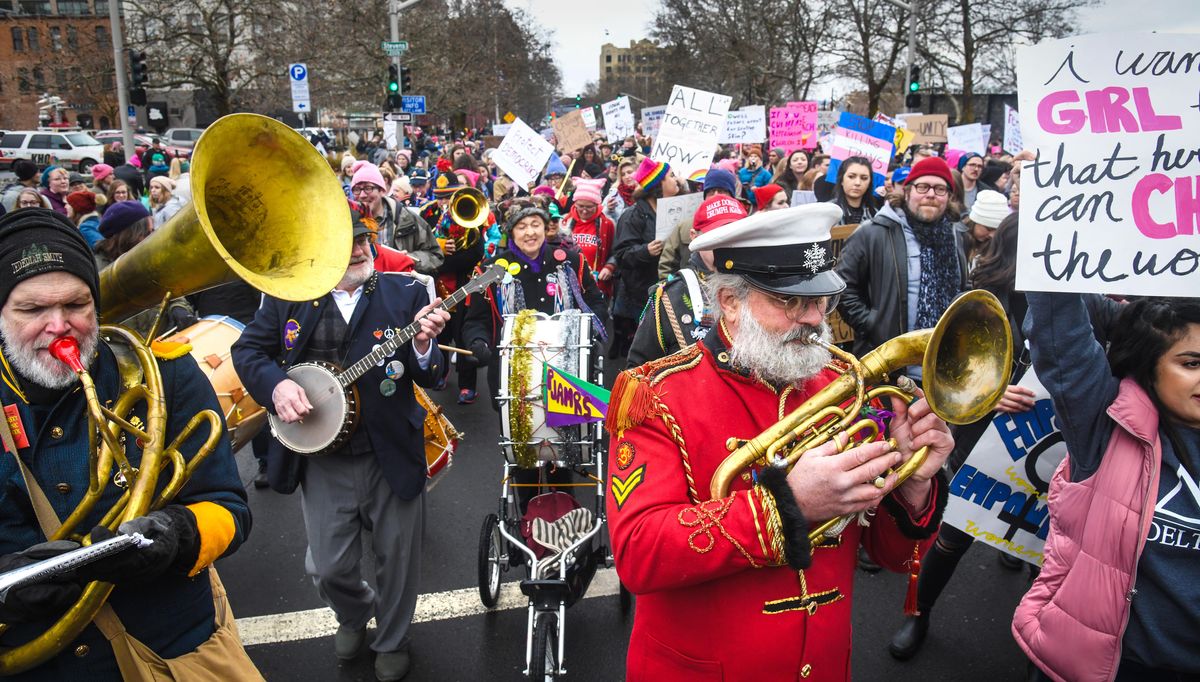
689, 203, 845, 297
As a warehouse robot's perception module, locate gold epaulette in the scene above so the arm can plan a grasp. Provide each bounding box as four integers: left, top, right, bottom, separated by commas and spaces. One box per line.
606, 344, 703, 438
149, 340, 194, 360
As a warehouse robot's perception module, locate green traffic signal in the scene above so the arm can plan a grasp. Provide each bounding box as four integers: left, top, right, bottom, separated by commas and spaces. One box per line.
909, 82, 919, 92
389, 82, 399, 92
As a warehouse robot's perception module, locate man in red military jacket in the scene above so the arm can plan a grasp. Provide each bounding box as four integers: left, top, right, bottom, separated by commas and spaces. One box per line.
606, 202, 955, 681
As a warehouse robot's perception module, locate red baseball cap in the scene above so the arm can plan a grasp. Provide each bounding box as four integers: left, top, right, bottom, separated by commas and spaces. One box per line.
693, 195, 748, 235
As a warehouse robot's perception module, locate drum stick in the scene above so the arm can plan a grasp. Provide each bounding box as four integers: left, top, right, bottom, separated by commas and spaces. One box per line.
439, 344, 473, 356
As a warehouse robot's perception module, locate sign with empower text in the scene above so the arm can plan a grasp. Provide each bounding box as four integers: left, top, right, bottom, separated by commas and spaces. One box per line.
943, 370, 1065, 565
1015, 32, 1200, 296
651, 85, 732, 177
768, 102, 819, 151
493, 118, 555, 189
825, 112, 894, 188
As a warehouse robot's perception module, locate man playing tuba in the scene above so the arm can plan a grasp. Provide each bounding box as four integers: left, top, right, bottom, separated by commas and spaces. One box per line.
0, 209, 257, 680
606, 203, 956, 680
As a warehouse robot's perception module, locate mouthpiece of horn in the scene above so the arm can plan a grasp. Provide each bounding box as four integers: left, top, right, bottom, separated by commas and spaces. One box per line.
48, 336, 85, 373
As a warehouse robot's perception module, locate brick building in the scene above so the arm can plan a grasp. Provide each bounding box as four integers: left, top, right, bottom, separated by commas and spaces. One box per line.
597, 39, 668, 105
0, 0, 117, 130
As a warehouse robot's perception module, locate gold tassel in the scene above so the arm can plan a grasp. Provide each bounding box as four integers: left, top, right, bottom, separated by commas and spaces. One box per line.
605, 370, 658, 438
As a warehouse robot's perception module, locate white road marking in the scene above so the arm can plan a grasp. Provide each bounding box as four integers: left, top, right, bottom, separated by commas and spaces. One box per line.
236, 568, 621, 647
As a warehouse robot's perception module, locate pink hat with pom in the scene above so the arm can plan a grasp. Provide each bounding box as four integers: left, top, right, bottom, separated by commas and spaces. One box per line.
572, 178, 605, 205
91, 163, 114, 182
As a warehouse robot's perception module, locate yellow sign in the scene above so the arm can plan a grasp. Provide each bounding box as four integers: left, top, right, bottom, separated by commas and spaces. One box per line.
503, 111, 516, 124
894, 126, 916, 155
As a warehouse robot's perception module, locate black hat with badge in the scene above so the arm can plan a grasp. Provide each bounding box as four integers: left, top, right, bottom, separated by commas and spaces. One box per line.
688, 203, 845, 297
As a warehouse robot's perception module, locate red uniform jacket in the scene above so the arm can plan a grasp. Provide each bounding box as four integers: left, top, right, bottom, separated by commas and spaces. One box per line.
606, 332, 941, 681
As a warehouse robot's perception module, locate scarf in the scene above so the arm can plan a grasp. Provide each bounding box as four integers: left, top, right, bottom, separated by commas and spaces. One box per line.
617, 182, 636, 207
905, 207, 960, 330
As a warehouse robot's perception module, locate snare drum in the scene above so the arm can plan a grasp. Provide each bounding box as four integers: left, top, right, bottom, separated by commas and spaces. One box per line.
497, 310, 595, 467
163, 316, 266, 452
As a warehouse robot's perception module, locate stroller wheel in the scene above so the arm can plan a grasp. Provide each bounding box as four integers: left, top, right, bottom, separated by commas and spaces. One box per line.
478, 513, 503, 607
529, 611, 560, 680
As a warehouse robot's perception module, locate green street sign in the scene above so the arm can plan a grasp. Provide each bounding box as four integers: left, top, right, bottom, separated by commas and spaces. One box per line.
382, 41, 409, 57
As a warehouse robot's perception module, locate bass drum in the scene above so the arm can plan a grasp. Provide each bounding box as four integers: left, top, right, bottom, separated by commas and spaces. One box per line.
497, 310, 595, 468
415, 384, 460, 489
163, 315, 265, 451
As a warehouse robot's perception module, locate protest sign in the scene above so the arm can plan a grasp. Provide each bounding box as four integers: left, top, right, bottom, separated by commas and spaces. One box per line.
825, 112, 895, 188
492, 123, 512, 136
653, 193, 704, 242
894, 127, 916, 155
651, 85, 732, 177
640, 105, 666, 138
1015, 32, 1200, 296
481, 135, 504, 150
903, 114, 948, 143
943, 370, 1064, 565
719, 106, 766, 144
601, 96, 636, 141
947, 123, 985, 155
769, 102, 819, 151
552, 109, 593, 153
493, 118, 555, 189
1003, 104, 1023, 154
982, 123, 993, 151
382, 120, 397, 150
817, 110, 840, 136
827, 224, 858, 344
580, 107, 598, 131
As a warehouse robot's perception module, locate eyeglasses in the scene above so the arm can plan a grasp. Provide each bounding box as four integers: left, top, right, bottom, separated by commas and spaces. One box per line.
351, 185, 380, 195
754, 288, 839, 319
910, 183, 949, 197
18, 199, 41, 207
964, 161, 984, 169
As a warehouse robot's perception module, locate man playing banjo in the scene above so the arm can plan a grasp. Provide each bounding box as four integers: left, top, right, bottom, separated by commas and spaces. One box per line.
232, 209, 450, 682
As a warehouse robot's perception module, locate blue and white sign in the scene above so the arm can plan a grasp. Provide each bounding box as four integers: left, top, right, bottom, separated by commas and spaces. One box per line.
288, 63, 310, 113
401, 95, 426, 115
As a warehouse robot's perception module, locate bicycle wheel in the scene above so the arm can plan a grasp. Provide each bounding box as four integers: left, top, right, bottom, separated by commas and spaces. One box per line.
529, 611, 559, 680
477, 513, 502, 607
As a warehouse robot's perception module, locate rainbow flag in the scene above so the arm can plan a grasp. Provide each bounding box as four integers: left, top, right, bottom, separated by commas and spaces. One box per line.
542, 364, 610, 428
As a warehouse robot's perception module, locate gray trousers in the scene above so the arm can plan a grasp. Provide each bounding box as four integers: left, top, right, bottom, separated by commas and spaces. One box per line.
299, 450, 424, 654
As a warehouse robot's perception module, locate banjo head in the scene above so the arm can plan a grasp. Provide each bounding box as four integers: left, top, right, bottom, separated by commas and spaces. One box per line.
270, 363, 354, 455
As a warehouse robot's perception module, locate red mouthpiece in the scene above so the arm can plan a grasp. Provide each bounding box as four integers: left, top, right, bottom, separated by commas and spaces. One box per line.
48, 336, 85, 373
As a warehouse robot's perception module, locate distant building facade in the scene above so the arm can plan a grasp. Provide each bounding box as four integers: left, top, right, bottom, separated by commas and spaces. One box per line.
597, 39, 667, 105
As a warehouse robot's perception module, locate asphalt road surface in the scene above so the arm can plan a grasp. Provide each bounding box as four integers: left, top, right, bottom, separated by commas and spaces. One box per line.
219, 360, 1034, 681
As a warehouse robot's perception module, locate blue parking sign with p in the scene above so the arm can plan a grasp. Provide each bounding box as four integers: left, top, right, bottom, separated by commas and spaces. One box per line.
290, 64, 307, 81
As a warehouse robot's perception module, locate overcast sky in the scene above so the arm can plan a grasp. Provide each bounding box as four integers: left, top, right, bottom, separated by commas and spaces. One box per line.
504, 0, 1200, 96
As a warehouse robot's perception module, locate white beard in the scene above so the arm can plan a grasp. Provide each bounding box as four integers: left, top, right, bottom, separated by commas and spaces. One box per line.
727, 302, 832, 387
337, 259, 375, 292
0, 318, 98, 390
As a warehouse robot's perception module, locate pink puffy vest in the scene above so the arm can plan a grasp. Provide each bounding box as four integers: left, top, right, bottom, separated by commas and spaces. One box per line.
1012, 378, 1163, 682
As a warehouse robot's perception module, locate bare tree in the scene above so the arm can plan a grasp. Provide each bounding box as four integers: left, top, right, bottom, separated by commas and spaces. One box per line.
823, 0, 910, 117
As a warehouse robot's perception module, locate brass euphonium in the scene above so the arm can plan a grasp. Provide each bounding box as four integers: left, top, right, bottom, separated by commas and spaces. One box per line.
709, 289, 1013, 546
0, 113, 351, 674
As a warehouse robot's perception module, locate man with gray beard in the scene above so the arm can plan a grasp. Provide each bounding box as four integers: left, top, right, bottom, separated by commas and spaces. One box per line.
606, 203, 956, 680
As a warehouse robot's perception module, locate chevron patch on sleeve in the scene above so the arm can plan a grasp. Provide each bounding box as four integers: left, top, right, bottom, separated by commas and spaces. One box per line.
611, 464, 647, 510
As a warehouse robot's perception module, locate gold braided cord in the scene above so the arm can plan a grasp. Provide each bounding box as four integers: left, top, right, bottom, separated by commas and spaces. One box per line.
508, 309, 538, 468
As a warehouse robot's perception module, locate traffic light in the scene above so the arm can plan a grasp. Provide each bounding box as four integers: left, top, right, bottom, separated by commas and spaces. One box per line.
388, 64, 399, 93
905, 65, 921, 108
400, 66, 412, 93
574, 94, 581, 109
129, 50, 148, 106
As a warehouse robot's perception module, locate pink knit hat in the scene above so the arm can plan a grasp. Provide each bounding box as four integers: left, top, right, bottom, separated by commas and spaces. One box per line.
456, 168, 480, 187
572, 178, 605, 205
91, 163, 114, 182
351, 163, 388, 190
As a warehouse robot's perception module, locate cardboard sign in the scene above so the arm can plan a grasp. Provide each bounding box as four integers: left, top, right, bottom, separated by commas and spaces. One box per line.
602, 96, 636, 141
719, 106, 766, 144
493, 118, 555, 189
1016, 32, 1200, 296
828, 224, 858, 345
768, 102, 819, 151
482, 135, 504, 150
904, 114, 948, 143
1003, 104, 1023, 155
653, 193, 704, 242
640, 105, 666, 138
552, 110, 593, 153
650, 85, 732, 177
825, 112, 895, 188
943, 370, 1064, 565
947, 123, 985, 155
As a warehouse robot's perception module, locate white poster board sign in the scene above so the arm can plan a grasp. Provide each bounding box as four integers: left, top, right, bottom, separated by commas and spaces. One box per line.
947, 123, 985, 154
719, 106, 766, 144
653, 193, 704, 242
493, 118, 555, 189
602, 96, 636, 141
381, 120, 397, 150
492, 123, 512, 136
651, 85, 732, 177
1003, 104, 1022, 155
580, 107, 598, 131
943, 370, 1065, 565
641, 105, 666, 139
1015, 31, 1199, 296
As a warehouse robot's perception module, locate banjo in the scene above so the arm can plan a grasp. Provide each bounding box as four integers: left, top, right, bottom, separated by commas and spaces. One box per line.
269, 264, 504, 455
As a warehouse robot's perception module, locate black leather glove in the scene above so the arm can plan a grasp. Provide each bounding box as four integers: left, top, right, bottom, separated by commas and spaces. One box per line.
0, 540, 84, 623
79, 506, 200, 584
468, 340, 492, 368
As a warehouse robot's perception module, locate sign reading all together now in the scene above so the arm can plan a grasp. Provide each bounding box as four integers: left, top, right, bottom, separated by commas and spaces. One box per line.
1015, 32, 1199, 297
651, 85, 732, 177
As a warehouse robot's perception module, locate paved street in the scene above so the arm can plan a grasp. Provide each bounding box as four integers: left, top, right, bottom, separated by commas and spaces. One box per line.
217, 365, 1035, 681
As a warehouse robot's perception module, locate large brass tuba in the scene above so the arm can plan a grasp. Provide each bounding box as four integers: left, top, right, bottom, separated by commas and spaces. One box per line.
709, 290, 1013, 546
0, 113, 350, 674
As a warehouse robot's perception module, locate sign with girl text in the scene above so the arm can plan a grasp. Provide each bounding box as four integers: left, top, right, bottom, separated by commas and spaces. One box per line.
650, 85, 732, 177
1015, 32, 1200, 297
943, 370, 1066, 565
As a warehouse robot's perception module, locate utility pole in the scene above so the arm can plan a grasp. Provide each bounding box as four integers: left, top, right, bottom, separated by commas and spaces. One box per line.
389, 0, 422, 92
883, 0, 920, 113
107, 0, 136, 162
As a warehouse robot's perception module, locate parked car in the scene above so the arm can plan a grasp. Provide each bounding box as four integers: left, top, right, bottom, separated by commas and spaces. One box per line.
162, 127, 205, 148
92, 132, 189, 159
0, 130, 104, 173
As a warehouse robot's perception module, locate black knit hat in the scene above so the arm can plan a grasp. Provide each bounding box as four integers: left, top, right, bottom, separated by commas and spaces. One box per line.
0, 208, 101, 308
